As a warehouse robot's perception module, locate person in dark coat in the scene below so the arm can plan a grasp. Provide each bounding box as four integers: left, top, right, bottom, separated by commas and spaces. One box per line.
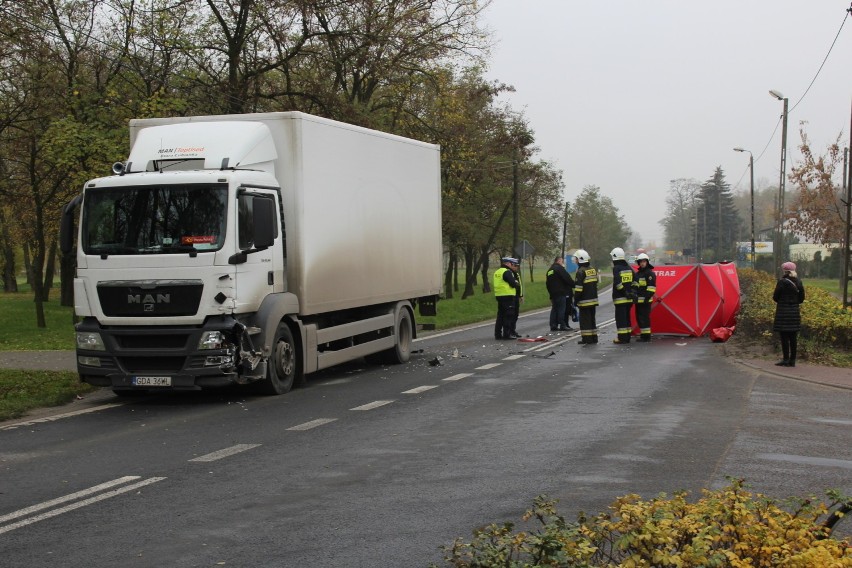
546, 256, 574, 331
772, 261, 805, 367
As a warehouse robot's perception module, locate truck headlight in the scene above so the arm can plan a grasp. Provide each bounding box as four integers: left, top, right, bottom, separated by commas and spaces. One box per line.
199, 331, 226, 350
76, 331, 106, 351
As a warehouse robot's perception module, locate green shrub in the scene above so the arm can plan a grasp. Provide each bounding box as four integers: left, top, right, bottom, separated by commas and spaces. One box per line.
736, 268, 852, 364
437, 480, 852, 567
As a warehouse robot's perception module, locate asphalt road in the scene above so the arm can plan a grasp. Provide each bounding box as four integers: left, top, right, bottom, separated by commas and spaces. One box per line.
2, 304, 851, 567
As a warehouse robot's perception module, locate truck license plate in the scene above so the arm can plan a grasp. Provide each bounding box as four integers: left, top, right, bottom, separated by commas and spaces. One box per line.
132, 376, 172, 387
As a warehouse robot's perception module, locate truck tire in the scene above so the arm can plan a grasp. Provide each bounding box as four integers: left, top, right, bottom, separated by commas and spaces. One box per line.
389, 307, 413, 364
256, 323, 300, 395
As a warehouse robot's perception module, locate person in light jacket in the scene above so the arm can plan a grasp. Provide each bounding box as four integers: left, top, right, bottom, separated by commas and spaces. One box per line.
772, 261, 805, 367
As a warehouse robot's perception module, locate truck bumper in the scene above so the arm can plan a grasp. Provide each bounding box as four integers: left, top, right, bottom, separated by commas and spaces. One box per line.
75, 316, 246, 391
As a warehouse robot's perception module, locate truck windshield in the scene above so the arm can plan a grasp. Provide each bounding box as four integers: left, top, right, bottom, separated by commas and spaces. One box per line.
82, 183, 228, 255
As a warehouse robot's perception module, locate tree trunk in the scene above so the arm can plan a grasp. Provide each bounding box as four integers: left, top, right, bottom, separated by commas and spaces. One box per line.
31, 246, 47, 328
443, 248, 455, 300
42, 238, 57, 302
463, 197, 513, 299
1, 237, 16, 293
452, 254, 459, 293
23, 242, 32, 285
480, 245, 491, 293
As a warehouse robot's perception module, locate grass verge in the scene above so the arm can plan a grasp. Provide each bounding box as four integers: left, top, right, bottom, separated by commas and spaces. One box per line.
0, 369, 97, 422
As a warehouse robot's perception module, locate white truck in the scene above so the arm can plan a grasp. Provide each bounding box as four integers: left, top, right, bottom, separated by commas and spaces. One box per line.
60, 112, 442, 395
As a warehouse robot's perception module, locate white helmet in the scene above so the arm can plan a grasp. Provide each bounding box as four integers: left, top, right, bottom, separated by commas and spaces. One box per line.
573, 249, 590, 263
610, 247, 625, 261
636, 253, 650, 262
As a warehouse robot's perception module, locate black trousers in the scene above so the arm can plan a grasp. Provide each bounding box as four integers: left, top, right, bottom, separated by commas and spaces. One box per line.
614, 302, 633, 342
635, 302, 651, 339
495, 296, 515, 338
578, 305, 597, 343
779, 331, 798, 361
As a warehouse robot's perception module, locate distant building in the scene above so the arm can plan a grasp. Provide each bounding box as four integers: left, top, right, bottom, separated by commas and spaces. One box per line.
789, 243, 840, 262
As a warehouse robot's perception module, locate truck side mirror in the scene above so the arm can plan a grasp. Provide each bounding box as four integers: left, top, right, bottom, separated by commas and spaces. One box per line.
252, 196, 277, 249
60, 194, 82, 255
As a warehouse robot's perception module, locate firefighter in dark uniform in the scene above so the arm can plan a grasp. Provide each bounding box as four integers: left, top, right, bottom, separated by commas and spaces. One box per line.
572, 249, 599, 345
610, 247, 636, 344
634, 253, 656, 342
493, 257, 521, 339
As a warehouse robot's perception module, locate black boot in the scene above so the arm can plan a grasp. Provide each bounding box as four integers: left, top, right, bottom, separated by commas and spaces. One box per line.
788, 358, 796, 367
775, 359, 789, 367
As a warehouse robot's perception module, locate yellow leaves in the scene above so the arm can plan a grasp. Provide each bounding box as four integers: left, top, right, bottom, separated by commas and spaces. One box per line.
441, 482, 852, 567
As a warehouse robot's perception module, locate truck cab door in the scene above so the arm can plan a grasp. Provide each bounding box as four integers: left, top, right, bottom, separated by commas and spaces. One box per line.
233, 189, 280, 311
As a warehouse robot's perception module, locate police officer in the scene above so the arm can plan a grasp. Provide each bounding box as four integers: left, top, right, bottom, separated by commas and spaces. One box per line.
634, 253, 656, 342
572, 249, 599, 344
546, 256, 574, 331
610, 247, 636, 344
494, 257, 521, 339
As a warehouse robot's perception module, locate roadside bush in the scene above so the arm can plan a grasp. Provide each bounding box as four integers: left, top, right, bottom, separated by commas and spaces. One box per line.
437, 480, 852, 567
736, 268, 852, 363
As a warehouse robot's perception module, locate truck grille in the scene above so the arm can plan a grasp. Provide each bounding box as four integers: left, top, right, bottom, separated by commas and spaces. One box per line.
97, 280, 203, 317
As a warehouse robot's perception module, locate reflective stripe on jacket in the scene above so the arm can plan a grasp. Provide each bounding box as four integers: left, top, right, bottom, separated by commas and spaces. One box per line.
574, 266, 599, 307
635, 264, 656, 303
612, 261, 635, 305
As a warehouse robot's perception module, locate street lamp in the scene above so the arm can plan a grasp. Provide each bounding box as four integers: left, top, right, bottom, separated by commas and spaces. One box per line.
734, 147, 755, 268
770, 89, 789, 268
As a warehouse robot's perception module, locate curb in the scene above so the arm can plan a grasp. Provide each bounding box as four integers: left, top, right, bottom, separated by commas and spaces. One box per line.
734, 358, 852, 392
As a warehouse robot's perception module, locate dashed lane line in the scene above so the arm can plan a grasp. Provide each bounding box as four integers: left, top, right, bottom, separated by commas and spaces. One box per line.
350, 400, 395, 411
402, 385, 439, 394
442, 373, 474, 382
502, 355, 526, 361
188, 444, 261, 462
475, 363, 502, 370
286, 418, 337, 431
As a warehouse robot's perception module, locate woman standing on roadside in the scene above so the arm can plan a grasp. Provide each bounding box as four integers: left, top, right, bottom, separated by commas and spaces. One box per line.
772, 261, 805, 367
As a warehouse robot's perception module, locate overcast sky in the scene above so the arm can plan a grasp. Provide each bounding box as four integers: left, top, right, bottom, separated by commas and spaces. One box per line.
480, 0, 852, 247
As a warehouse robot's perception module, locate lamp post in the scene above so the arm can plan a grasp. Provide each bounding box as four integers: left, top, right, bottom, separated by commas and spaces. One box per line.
734, 147, 755, 268
770, 89, 788, 268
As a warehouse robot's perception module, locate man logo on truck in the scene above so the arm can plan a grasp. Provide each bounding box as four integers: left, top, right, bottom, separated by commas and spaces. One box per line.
128, 293, 171, 305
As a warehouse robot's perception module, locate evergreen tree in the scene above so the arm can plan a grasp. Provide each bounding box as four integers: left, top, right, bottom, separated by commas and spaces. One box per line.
695, 167, 743, 262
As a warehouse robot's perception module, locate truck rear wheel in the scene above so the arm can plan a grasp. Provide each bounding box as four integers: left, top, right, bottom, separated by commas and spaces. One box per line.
256, 323, 300, 395
389, 307, 413, 364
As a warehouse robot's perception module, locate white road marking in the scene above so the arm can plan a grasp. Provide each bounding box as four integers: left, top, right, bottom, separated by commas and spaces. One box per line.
188, 444, 261, 462
402, 385, 439, 394
503, 355, 526, 361
350, 400, 395, 411
0, 477, 166, 535
475, 363, 502, 370
442, 373, 473, 382
0, 476, 141, 524
286, 418, 337, 431
0, 403, 125, 431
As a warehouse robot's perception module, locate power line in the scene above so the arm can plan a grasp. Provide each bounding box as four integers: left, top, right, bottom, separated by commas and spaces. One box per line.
789, 7, 850, 114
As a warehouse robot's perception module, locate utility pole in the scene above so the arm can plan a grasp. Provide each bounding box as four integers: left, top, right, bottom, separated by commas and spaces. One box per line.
560, 201, 569, 258
770, 90, 789, 268
844, 100, 852, 306
512, 154, 519, 257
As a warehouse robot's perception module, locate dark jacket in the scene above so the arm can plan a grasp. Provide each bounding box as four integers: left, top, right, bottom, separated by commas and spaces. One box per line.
772, 276, 805, 332
611, 259, 636, 305
634, 262, 656, 304
546, 262, 574, 299
574, 264, 599, 307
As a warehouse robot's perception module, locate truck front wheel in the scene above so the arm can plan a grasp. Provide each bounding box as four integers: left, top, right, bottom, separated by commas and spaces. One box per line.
256, 323, 300, 395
